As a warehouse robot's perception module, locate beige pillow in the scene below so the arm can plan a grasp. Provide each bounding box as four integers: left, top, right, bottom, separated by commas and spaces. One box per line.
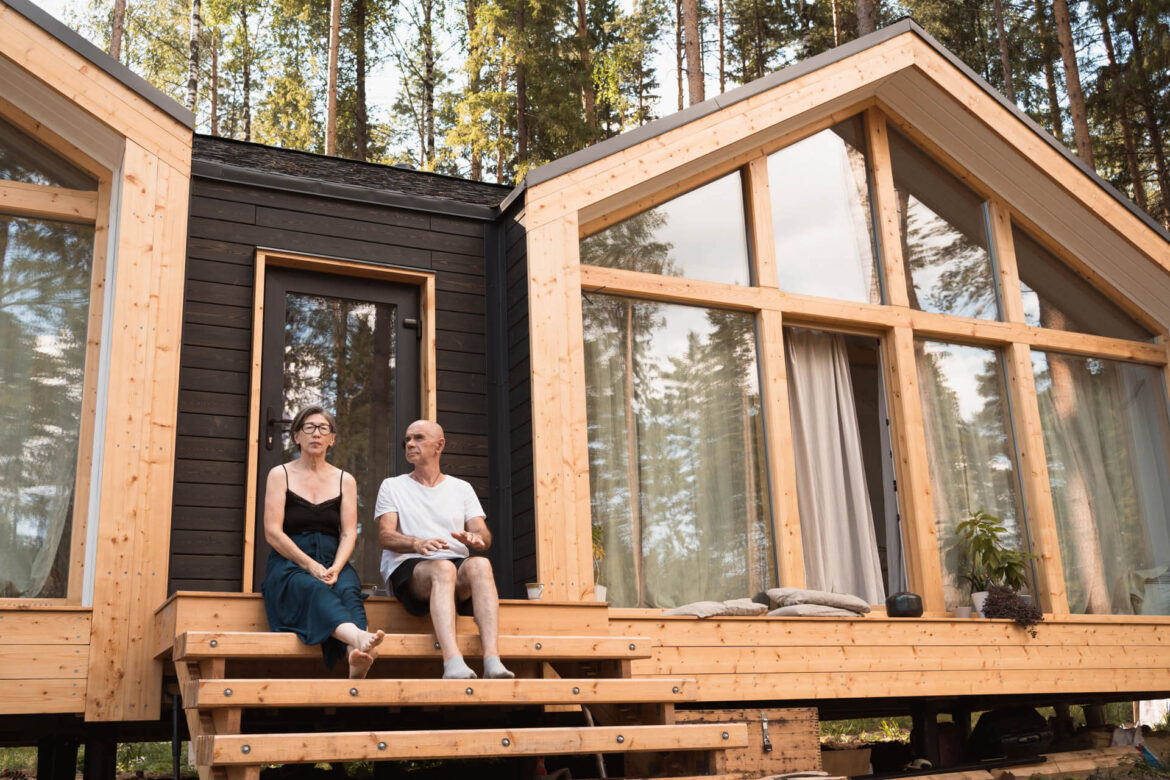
765, 587, 871, 614
662, 601, 728, 618
768, 604, 858, 617
721, 598, 768, 616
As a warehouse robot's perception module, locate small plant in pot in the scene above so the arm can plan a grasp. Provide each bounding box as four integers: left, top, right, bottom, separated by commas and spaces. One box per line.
981, 584, 1043, 637
592, 522, 607, 602
955, 510, 1036, 616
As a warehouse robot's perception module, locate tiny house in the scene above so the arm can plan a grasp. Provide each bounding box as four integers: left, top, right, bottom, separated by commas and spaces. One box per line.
2, 0, 1170, 776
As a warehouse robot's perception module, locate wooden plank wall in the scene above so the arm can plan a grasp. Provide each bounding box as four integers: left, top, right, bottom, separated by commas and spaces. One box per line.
611, 614, 1170, 703
503, 205, 537, 595
0, 609, 90, 715
170, 174, 497, 593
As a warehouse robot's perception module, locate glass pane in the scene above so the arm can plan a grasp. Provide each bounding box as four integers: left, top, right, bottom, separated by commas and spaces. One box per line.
1033, 352, 1170, 614
583, 294, 774, 607
890, 129, 999, 320
916, 340, 1027, 610
1014, 225, 1152, 341
282, 293, 397, 586
769, 117, 880, 303
0, 215, 95, 598
0, 116, 98, 190
785, 328, 900, 603
579, 172, 751, 285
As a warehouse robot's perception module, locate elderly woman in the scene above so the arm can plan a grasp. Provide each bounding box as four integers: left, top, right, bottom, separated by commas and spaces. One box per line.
261, 404, 384, 678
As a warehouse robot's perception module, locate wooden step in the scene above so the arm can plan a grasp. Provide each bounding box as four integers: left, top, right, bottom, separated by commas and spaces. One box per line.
174, 631, 653, 661
196, 723, 750, 765
185, 677, 697, 708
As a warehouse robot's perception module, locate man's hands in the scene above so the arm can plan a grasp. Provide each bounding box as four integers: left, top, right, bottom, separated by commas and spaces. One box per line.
413, 537, 450, 555
452, 530, 488, 551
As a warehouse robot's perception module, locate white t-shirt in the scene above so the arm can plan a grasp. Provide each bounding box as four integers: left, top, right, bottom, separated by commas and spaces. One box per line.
375, 473, 486, 582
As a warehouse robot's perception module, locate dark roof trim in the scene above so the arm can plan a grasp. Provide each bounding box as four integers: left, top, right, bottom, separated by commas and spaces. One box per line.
192, 158, 500, 221
519, 18, 1170, 246
5, 0, 194, 129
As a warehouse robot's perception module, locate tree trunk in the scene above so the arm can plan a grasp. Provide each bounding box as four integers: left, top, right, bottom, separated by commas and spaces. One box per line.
210, 29, 219, 135
240, 8, 251, 142
993, 0, 1015, 102
497, 64, 507, 181
682, 0, 703, 105
717, 0, 725, 93
424, 0, 436, 164
467, 0, 482, 180
515, 0, 528, 165
578, 0, 596, 141
1052, 0, 1094, 166
352, 0, 369, 161
624, 302, 644, 607
187, 0, 201, 112
1126, 17, 1170, 227
1035, 0, 1064, 143
1098, 3, 1146, 210
675, 0, 683, 111
326, 0, 341, 155
856, 0, 876, 36
831, 0, 840, 46
109, 0, 126, 61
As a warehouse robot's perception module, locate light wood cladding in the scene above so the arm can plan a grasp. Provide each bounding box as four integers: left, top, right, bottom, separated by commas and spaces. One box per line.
865, 107, 910, 308
242, 250, 438, 590
85, 140, 191, 722
0, 678, 86, 714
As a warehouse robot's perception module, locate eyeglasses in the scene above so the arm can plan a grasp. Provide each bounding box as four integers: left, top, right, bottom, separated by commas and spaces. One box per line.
299, 423, 334, 435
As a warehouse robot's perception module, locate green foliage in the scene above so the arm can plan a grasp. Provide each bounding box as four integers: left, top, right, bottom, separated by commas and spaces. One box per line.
819, 716, 912, 744
955, 510, 1037, 592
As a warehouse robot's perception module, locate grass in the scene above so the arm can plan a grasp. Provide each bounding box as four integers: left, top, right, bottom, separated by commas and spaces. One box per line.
0, 742, 193, 774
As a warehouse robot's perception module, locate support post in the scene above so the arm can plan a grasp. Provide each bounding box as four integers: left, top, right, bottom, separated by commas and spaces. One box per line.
37, 736, 80, 780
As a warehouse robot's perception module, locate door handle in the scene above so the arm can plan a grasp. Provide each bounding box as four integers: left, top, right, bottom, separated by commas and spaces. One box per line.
265, 407, 292, 450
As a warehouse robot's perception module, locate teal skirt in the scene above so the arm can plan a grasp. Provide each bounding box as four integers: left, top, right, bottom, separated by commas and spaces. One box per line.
261, 531, 367, 669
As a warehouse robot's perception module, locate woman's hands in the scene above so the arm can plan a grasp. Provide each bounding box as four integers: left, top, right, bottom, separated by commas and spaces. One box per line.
306, 560, 339, 585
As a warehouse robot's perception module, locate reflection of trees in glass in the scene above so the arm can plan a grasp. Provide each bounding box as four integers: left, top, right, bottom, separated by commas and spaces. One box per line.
580, 210, 676, 276
583, 293, 773, 608
917, 342, 1025, 608
283, 294, 395, 585
0, 216, 94, 598
899, 192, 997, 320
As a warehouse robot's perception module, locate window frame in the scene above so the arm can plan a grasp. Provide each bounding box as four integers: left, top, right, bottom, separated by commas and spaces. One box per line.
0, 101, 111, 606
544, 102, 1170, 617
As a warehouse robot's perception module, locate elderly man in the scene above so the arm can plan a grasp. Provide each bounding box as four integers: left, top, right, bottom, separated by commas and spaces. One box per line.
375, 419, 514, 680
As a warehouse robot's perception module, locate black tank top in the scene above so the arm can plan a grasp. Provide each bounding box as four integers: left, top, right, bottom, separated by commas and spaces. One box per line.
281, 464, 343, 537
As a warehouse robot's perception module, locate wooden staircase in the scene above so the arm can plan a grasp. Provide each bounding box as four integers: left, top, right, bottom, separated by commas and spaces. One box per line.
158, 598, 747, 780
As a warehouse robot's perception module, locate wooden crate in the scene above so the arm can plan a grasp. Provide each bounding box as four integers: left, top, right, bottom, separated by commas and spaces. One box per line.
674, 707, 822, 777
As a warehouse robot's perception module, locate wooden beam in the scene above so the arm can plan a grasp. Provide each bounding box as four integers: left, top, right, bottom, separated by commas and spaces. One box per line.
198, 723, 749, 765
756, 310, 803, 587
0, 645, 87, 678
865, 108, 909, 308
0, 679, 85, 714
173, 631, 654, 661
1003, 342, 1068, 615
883, 326, 945, 611
0, 93, 106, 179
580, 265, 766, 311
0, 180, 97, 222
0, 610, 90, 644
186, 678, 697, 708
988, 200, 1026, 324
746, 157, 779, 289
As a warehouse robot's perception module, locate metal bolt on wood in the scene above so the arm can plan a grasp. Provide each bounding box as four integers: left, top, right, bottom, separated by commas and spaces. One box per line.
501, 738, 511, 747
466, 687, 474, 695
722, 732, 730, 740
628, 643, 635, 650
209, 639, 218, 648
672, 686, 679, 694
534, 643, 542, 650
350, 688, 358, 697
572, 687, 580, 694
616, 735, 625, 743
241, 745, 251, 754
434, 641, 441, 649
378, 742, 387, 751
223, 688, 232, 697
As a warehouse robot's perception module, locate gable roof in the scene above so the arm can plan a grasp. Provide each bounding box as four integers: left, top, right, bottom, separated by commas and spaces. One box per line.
520, 19, 1169, 248
5, 0, 193, 128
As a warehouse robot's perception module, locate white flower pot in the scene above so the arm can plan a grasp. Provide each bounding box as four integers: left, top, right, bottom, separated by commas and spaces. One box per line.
972, 590, 990, 617
593, 584, 608, 602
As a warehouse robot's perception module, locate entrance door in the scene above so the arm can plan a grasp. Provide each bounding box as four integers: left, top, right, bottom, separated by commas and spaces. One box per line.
253, 266, 420, 590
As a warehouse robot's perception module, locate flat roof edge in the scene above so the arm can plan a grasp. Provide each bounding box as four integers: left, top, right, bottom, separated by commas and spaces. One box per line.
192, 158, 501, 221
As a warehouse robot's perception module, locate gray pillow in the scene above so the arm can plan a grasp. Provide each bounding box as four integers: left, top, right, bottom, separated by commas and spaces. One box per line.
721, 598, 768, 616
768, 604, 859, 617
662, 600, 728, 618
764, 587, 871, 614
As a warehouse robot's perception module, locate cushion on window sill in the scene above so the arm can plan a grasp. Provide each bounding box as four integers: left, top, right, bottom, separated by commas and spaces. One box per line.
762, 587, 871, 614
662, 598, 769, 618
768, 603, 860, 617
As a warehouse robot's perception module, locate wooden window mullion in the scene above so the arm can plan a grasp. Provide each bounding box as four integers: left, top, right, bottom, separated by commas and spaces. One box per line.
0, 179, 98, 222
988, 200, 1027, 324
865, 108, 909, 309
746, 157, 780, 289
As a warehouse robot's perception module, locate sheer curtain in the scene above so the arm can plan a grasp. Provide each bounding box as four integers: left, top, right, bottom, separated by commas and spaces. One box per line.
785, 328, 885, 604
1033, 353, 1170, 614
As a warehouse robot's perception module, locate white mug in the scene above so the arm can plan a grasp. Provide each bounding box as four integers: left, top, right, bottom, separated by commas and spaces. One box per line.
526, 583, 544, 600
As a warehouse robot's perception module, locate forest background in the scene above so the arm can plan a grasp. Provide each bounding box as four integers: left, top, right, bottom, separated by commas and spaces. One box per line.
44, 0, 1170, 227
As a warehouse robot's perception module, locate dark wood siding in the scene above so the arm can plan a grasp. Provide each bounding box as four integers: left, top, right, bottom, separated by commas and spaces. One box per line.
169, 176, 496, 593
503, 205, 535, 594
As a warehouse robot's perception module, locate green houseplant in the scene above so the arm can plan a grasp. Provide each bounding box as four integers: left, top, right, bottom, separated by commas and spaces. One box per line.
955, 510, 1036, 613
591, 522, 607, 602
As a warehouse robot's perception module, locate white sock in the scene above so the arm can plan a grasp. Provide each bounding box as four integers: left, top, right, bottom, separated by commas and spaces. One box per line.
483, 656, 515, 679
443, 655, 477, 679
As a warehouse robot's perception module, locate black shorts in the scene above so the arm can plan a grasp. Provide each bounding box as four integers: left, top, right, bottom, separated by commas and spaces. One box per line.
389, 556, 476, 618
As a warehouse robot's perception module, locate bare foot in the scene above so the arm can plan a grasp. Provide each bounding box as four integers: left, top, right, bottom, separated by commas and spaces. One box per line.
358, 629, 385, 656
348, 648, 375, 679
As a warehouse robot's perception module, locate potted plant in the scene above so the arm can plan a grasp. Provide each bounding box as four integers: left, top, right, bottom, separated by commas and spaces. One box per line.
954, 510, 1036, 615
592, 522, 607, 602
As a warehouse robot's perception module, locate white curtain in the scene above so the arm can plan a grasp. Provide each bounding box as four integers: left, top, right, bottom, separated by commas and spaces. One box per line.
785, 328, 885, 604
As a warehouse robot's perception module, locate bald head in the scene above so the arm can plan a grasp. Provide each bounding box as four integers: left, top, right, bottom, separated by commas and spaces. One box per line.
404, 419, 445, 470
